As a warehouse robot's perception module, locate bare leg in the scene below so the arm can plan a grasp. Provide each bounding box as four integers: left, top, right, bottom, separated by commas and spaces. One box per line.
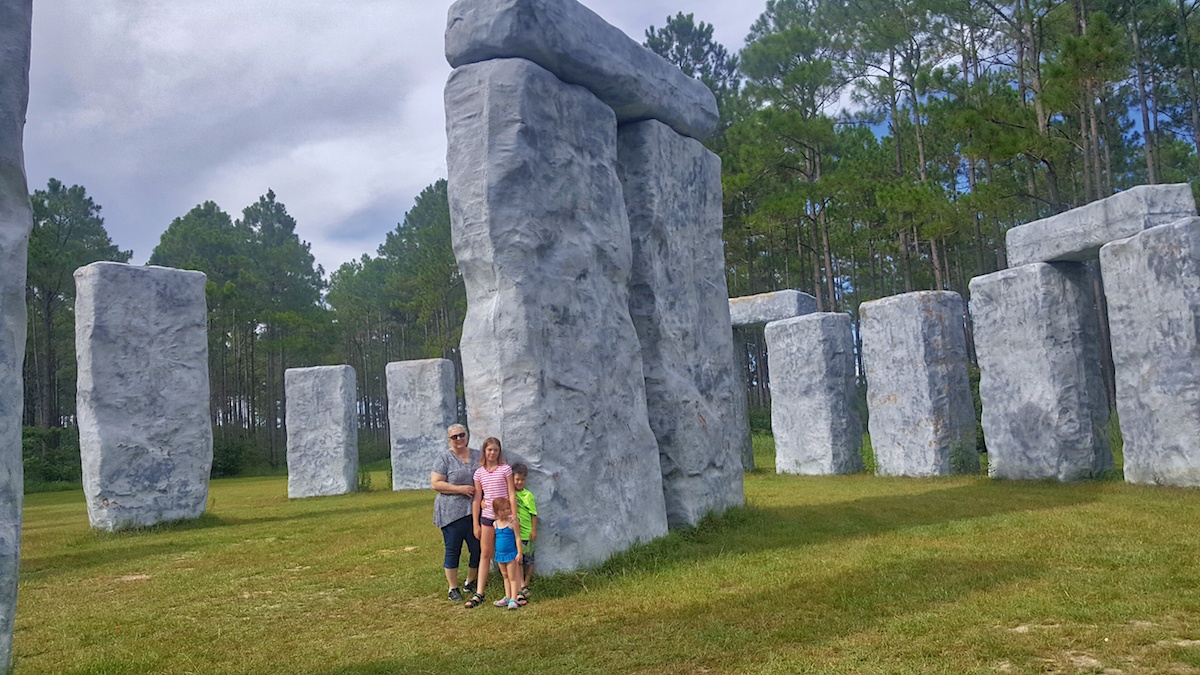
444, 567, 459, 591
475, 525, 496, 598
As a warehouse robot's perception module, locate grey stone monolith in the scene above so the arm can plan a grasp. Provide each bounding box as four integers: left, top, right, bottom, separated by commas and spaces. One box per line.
386, 359, 458, 490
1006, 184, 1196, 267
969, 263, 1112, 480
860, 291, 978, 476
285, 366, 358, 498
765, 313, 863, 475
0, 0, 32, 665
728, 290, 818, 327
617, 119, 747, 527
446, 57, 668, 573
445, 0, 718, 141
75, 263, 212, 531
1100, 216, 1200, 487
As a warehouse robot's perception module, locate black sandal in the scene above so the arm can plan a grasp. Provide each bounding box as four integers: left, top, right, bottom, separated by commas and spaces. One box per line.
464, 592, 484, 609
516, 592, 528, 607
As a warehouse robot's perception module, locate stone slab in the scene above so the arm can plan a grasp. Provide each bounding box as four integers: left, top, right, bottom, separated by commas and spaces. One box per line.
860, 291, 978, 476
1007, 184, 1196, 267
446, 57, 668, 573
386, 359, 458, 490
969, 263, 1112, 480
445, 0, 719, 141
1100, 216, 1200, 486
75, 262, 212, 530
728, 290, 818, 327
0, 0, 32, 664
285, 365, 358, 498
765, 313, 864, 475
617, 119, 747, 527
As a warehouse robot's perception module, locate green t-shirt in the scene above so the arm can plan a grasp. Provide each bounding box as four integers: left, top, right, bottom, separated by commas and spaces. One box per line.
515, 488, 537, 541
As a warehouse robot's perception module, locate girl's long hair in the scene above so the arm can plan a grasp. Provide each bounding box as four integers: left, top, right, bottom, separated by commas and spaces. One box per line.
492, 496, 512, 518
481, 437, 503, 467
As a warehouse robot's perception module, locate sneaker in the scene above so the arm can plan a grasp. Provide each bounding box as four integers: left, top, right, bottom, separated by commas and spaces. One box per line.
463, 580, 476, 594
507, 599, 519, 610
493, 597, 510, 607
448, 587, 463, 602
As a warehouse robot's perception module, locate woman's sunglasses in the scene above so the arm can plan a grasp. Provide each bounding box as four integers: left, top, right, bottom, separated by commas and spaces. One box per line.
450, 433, 466, 441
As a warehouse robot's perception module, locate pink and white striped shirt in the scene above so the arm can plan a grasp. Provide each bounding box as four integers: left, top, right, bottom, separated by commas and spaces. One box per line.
473, 463, 512, 520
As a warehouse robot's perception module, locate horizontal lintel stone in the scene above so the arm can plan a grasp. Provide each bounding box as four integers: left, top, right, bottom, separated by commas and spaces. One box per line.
728, 290, 817, 327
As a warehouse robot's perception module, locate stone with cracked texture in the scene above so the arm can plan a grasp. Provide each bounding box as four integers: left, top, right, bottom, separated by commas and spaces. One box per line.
285, 366, 358, 498
386, 359, 458, 490
75, 262, 212, 530
728, 290, 817, 327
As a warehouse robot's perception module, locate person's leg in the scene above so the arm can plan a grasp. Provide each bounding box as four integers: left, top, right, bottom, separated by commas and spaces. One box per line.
465, 529, 481, 589
441, 520, 465, 591
475, 523, 496, 598
494, 562, 511, 606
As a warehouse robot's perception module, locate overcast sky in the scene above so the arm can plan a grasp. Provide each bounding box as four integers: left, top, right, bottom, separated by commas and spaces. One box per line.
25, 1, 768, 276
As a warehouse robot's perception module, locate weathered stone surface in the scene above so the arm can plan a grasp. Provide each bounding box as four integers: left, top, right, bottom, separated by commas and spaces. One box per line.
617, 119, 747, 527
447, 58, 668, 573
285, 366, 358, 498
0, 0, 32, 664
969, 263, 1112, 480
860, 291, 978, 476
75, 263, 212, 530
386, 359, 458, 491
445, 0, 719, 141
728, 290, 818, 327
765, 313, 863, 475
1100, 216, 1200, 486
1007, 184, 1196, 267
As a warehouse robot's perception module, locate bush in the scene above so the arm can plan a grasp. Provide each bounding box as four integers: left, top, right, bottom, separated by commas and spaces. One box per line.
747, 406, 772, 434
22, 426, 82, 491
211, 438, 255, 478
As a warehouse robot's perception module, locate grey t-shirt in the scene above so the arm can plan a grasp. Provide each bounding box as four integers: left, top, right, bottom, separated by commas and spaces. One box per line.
432, 446, 481, 529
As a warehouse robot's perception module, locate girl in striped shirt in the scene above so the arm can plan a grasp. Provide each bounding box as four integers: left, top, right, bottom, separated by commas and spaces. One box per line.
464, 436, 517, 609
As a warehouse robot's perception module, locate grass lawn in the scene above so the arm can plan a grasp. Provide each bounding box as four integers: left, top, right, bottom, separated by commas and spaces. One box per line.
14, 440, 1200, 674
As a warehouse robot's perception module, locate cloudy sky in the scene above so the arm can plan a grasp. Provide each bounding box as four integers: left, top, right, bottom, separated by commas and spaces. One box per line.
25, 1, 768, 276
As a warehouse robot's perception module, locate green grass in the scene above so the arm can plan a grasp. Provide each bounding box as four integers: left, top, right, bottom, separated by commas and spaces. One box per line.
14, 452, 1200, 674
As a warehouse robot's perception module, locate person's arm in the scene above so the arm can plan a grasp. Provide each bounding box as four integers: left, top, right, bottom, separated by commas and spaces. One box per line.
430, 472, 473, 496
529, 513, 537, 543
514, 527, 523, 564
506, 474, 517, 512
471, 477, 483, 538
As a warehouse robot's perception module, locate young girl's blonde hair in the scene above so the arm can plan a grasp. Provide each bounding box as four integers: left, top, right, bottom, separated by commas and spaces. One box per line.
492, 496, 512, 518
481, 437, 503, 464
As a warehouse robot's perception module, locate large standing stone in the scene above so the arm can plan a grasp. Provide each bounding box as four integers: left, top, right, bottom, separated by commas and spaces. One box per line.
617, 119, 747, 528
728, 290, 818, 327
75, 263, 212, 530
969, 263, 1112, 480
860, 291, 978, 476
446, 58, 668, 573
1006, 184, 1196, 267
0, 0, 32, 664
444, 0, 718, 141
285, 366, 358, 498
386, 359, 458, 490
765, 313, 863, 475
1100, 216, 1200, 486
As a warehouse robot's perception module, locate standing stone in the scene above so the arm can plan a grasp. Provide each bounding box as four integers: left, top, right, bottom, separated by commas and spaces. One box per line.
75, 263, 212, 530
765, 313, 863, 475
445, 0, 719, 141
1100, 216, 1200, 486
285, 366, 358, 498
860, 291, 978, 476
0, 0, 32, 665
617, 119, 747, 528
1006, 184, 1196, 267
446, 58, 668, 573
728, 290, 818, 327
386, 359, 458, 490
970, 263, 1112, 480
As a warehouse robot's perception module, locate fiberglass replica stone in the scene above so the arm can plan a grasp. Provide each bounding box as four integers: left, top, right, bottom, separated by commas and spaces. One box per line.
617, 119, 747, 527
285, 366, 358, 498
728, 289, 818, 327
860, 291, 978, 476
386, 359, 458, 490
765, 313, 863, 475
969, 263, 1112, 480
75, 263, 212, 531
0, 0, 32, 665
1006, 184, 1196, 267
444, 0, 718, 141
446, 58, 668, 573
1100, 216, 1200, 487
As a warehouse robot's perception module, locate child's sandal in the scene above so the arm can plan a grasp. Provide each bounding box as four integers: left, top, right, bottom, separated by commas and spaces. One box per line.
516, 593, 528, 607
464, 592, 484, 609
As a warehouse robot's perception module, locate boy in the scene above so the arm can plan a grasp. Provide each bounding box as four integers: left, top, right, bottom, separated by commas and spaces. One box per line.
512, 463, 538, 599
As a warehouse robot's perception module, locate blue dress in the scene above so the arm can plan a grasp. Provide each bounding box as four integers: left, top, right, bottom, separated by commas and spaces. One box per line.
494, 523, 518, 564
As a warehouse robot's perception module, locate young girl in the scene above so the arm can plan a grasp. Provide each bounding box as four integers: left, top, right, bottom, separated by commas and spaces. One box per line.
465, 437, 517, 609
489, 497, 524, 610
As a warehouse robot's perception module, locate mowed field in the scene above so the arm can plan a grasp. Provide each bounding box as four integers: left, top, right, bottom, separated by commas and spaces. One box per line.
13, 443, 1200, 674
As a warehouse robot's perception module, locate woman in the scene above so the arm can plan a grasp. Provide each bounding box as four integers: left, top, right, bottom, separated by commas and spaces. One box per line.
430, 423, 480, 602
465, 436, 517, 609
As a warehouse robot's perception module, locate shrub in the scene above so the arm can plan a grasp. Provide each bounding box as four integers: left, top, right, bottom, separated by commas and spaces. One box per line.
22, 426, 82, 490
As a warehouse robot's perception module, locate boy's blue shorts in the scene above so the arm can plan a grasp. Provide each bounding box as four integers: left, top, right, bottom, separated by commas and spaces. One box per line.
521, 541, 535, 566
